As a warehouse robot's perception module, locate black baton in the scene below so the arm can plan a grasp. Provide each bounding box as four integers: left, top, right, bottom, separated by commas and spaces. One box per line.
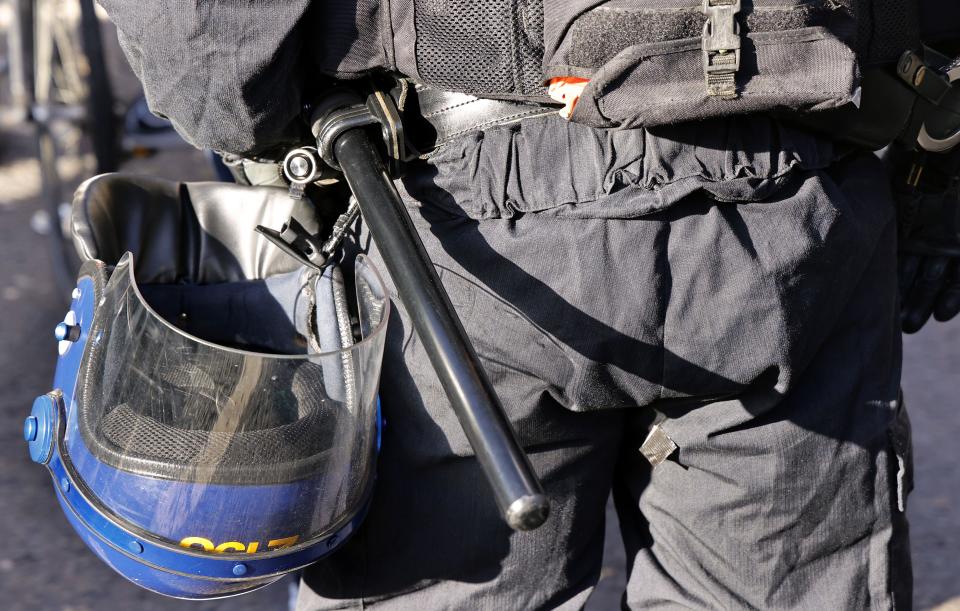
324, 123, 549, 531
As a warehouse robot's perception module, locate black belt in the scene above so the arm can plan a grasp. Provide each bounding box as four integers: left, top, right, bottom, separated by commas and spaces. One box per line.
229, 87, 556, 186
401, 85, 556, 153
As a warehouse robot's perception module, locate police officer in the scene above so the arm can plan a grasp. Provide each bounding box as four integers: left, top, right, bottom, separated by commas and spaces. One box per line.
93, 0, 960, 608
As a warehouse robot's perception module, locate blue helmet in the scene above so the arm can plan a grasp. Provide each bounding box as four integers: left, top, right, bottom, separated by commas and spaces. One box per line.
25, 175, 389, 599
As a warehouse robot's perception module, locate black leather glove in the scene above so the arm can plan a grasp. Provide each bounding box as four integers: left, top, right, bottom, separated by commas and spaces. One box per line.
895, 150, 960, 333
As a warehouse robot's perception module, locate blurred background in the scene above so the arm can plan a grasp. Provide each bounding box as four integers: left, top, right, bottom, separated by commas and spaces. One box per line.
0, 1, 956, 609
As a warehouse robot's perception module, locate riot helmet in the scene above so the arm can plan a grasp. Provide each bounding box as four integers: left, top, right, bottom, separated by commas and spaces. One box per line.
25, 175, 389, 598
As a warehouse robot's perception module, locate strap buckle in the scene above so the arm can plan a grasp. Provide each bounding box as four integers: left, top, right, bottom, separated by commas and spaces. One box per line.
255, 213, 327, 271
702, 0, 742, 99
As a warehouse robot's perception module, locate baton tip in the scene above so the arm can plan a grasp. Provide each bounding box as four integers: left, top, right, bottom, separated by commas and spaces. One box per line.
506, 494, 550, 531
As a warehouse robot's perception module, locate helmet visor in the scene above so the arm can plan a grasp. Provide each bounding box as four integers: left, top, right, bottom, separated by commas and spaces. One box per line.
64, 252, 389, 552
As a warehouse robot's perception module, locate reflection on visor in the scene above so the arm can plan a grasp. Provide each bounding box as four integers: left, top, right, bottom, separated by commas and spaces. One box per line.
63, 252, 389, 549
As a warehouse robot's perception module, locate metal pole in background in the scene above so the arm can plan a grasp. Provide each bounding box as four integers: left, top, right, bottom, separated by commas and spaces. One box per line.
7, 0, 35, 119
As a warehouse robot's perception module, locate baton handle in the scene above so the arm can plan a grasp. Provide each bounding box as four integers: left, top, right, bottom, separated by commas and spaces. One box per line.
333, 128, 549, 531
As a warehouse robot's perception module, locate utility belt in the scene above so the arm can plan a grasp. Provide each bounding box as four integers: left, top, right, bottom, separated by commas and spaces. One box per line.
233, 48, 960, 188
226, 86, 554, 187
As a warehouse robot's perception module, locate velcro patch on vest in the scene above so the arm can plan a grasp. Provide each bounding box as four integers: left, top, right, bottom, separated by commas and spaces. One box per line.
567, 1, 852, 70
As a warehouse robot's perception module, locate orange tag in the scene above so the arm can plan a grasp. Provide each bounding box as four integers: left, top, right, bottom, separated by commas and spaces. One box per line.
547, 77, 589, 119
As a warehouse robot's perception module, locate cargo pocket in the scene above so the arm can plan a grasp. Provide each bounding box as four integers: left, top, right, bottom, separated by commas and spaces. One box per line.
434, 265, 575, 411
543, 1, 861, 129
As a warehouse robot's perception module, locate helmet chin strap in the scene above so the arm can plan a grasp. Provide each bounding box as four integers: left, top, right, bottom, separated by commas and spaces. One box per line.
312, 263, 356, 408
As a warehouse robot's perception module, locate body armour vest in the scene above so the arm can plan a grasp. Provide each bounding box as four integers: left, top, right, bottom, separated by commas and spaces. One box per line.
105, 0, 956, 154
314, 0, 923, 130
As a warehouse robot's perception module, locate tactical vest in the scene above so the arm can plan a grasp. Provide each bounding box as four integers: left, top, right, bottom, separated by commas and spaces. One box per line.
314, 0, 922, 130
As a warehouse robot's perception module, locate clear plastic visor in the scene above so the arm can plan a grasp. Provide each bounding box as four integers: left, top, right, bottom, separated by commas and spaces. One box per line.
64, 252, 389, 550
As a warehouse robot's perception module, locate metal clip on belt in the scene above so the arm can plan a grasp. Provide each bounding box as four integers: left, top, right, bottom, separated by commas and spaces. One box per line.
703, 0, 742, 99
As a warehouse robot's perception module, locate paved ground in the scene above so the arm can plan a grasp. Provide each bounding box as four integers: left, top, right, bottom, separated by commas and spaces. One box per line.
0, 17, 958, 610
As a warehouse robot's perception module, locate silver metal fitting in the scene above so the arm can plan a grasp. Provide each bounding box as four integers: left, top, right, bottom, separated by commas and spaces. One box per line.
282, 147, 324, 199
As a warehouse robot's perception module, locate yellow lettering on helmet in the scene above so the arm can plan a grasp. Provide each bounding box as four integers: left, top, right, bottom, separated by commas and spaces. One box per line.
179, 536, 214, 552
179, 535, 299, 554
266, 536, 300, 550
214, 541, 246, 553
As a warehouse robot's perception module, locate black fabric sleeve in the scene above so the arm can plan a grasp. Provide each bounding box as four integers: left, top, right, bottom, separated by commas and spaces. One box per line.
98, 0, 311, 156
920, 0, 960, 49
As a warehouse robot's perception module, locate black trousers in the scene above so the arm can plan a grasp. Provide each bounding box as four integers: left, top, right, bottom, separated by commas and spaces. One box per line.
298, 115, 912, 609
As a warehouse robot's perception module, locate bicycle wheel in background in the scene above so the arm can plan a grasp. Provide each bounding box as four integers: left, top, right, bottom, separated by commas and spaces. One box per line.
31, 0, 118, 298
